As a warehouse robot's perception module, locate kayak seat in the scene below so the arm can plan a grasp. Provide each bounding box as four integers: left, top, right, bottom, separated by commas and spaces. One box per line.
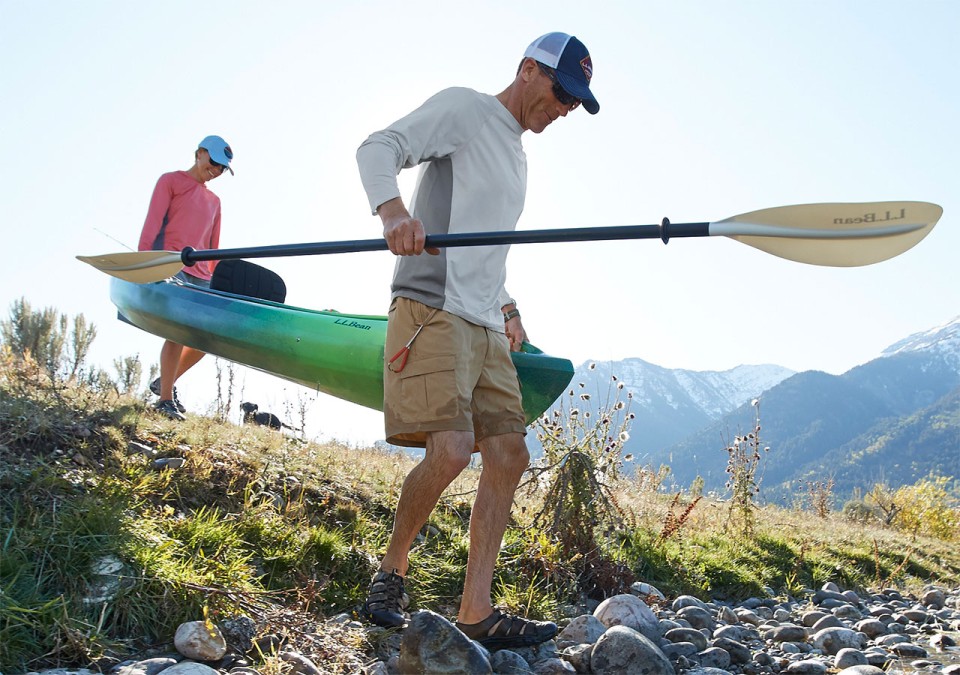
211, 259, 287, 303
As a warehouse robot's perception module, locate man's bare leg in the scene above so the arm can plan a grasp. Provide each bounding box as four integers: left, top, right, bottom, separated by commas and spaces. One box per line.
457, 431, 529, 624
364, 430, 474, 626
380, 429, 474, 576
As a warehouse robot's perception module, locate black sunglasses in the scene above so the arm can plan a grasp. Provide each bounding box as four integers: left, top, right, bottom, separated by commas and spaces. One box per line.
536, 62, 581, 109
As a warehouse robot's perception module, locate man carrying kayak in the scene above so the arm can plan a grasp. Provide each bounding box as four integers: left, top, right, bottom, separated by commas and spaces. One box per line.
356, 32, 599, 649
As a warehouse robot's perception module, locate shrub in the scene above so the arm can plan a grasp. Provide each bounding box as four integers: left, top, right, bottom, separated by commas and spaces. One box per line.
527, 367, 635, 554
891, 475, 959, 541
723, 398, 769, 538
0, 297, 97, 381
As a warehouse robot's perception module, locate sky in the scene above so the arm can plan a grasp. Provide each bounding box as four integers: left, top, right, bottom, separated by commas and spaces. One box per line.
1, 1, 957, 446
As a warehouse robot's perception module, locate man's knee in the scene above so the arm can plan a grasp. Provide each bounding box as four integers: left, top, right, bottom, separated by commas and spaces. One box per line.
426, 431, 474, 474
484, 434, 529, 473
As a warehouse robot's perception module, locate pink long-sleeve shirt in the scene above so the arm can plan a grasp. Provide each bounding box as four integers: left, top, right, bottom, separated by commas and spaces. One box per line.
138, 170, 222, 280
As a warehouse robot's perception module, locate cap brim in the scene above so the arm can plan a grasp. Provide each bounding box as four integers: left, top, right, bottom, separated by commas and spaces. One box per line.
555, 71, 599, 114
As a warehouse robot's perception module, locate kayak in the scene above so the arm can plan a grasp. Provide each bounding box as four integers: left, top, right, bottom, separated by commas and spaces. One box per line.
110, 277, 574, 424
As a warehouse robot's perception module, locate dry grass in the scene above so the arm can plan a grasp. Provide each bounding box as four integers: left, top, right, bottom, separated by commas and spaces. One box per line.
1, 352, 958, 672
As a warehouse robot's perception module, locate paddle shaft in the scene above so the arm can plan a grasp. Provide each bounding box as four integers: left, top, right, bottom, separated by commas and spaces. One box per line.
77, 200, 942, 282
181, 219, 708, 264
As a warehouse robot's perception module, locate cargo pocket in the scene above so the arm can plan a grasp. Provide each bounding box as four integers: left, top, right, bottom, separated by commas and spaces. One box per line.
397, 354, 459, 423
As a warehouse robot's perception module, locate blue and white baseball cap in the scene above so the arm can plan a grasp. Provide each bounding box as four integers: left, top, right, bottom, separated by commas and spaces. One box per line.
198, 135, 234, 175
524, 32, 599, 114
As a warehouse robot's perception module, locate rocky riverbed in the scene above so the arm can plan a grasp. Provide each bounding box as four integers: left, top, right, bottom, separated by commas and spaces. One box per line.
19, 582, 960, 675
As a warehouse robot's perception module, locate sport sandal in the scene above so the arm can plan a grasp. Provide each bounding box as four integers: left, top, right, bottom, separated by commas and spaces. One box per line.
456, 609, 558, 649
150, 377, 186, 413
155, 399, 186, 422
362, 569, 409, 627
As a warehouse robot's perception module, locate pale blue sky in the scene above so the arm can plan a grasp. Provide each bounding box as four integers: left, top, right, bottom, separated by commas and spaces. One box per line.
2, 1, 956, 444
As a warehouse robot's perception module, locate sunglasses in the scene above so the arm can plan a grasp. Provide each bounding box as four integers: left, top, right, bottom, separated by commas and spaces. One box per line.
537, 62, 581, 110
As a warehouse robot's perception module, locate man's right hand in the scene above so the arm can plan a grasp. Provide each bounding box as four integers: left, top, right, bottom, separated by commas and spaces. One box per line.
379, 198, 439, 256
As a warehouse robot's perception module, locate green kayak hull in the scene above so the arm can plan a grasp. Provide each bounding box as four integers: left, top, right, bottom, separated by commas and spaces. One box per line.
110, 278, 573, 424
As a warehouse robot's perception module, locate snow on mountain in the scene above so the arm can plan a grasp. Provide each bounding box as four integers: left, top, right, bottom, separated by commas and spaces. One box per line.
576, 358, 794, 420
880, 315, 960, 371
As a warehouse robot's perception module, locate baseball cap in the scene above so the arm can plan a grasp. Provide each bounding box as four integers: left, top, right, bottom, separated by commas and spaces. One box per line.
198, 135, 234, 175
524, 32, 599, 114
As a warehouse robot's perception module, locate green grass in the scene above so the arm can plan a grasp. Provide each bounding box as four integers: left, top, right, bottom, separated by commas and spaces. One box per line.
1, 350, 958, 672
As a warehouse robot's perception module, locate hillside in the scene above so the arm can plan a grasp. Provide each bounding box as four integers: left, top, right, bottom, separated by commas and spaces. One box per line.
2, 344, 958, 672
790, 386, 960, 496
554, 316, 960, 502
656, 347, 959, 501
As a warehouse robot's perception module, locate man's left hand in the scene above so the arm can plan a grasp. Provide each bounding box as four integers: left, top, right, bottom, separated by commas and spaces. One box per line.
505, 315, 526, 352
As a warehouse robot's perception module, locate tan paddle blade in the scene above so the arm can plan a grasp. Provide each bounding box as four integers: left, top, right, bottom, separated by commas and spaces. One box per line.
710, 201, 942, 267
76, 251, 184, 283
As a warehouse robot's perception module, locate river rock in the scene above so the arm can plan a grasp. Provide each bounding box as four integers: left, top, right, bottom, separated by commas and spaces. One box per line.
697, 646, 731, 670
811, 627, 863, 655
114, 658, 178, 675
921, 588, 946, 609
529, 657, 574, 673
673, 595, 710, 611
590, 626, 672, 675
853, 618, 887, 638
888, 642, 928, 658
594, 594, 659, 641
837, 666, 886, 675
174, 621, 227, 661
661, 642, 699, 660
488, 649, 532, 674
159, 664, 219, 675
278, 651, 321, 675
559, 643, 592, 673
801, 610, 828, 627
557, 614, 606, 646
765, 624, 807, 642
810, 614, 844, 631
664, 627, 708, 650
398, 610, 492, 674
834, 648, 868, 668
677, 605, 717, 632
785, 659, 828, 675
714, 624, 756, 642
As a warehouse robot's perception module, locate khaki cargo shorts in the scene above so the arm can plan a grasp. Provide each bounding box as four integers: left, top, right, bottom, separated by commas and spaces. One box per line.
383, 297, 526, 448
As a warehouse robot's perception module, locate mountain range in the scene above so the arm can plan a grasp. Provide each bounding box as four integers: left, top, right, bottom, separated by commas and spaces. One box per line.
545, 315, 960, 503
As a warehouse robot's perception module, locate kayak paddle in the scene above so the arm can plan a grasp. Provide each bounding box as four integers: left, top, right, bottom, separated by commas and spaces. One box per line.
78, 200, 942, 283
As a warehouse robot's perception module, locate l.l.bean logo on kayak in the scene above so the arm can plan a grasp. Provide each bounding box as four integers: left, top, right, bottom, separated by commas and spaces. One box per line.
833, 208, 905, 225
334, 318, 372, 331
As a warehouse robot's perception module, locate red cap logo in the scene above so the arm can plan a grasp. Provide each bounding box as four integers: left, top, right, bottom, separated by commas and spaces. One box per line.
580, 55, 593, 83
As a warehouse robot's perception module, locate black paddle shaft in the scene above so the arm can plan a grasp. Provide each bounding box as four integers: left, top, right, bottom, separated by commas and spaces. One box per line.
179, 219, 712, 266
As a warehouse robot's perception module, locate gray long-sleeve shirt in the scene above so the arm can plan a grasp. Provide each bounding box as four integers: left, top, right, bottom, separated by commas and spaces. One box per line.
357, 87, 526, 331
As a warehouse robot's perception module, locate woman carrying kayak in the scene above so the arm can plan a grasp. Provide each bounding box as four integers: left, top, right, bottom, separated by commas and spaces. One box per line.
138, 135, 234, 420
